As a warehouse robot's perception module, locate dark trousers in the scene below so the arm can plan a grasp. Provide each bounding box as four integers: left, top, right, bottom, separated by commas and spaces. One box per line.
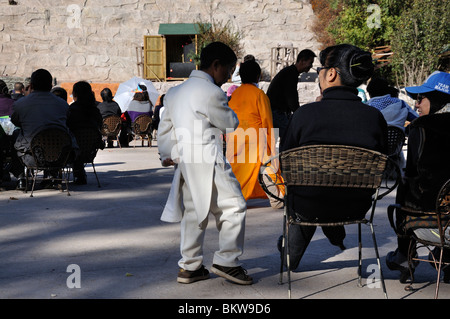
287, 224, 346, 270
271, 109, 290, 143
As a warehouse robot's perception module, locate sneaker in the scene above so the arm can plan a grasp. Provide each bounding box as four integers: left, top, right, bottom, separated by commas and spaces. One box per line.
177, 265, 210, 284
386, 248, 416, 283
210, 264, 253, 285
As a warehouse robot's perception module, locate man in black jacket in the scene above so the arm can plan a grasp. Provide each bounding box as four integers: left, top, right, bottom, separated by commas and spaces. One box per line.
10, 69, 73, 189
279, 44, 387, 270
266, 49, 316, 142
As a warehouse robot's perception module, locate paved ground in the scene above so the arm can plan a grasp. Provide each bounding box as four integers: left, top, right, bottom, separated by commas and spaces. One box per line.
0, 139, 448, 303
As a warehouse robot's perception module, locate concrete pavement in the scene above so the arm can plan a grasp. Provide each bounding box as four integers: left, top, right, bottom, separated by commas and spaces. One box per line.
0, 139, 449, 301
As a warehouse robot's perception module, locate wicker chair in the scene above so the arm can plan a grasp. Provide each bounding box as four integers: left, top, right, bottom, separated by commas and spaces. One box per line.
260, 145, 398, 299
101, 115, 122, 148
72, 128, 102, 188
25, 127, 73, 197
131, 114, 152, 147
387, 179, 450, 299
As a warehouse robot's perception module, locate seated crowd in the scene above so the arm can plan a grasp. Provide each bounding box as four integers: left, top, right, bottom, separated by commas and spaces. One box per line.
0, 68, 161, 190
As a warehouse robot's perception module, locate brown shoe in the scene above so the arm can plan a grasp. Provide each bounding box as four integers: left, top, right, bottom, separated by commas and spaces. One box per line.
177, 265, 210, 284
211, 264, 253, 285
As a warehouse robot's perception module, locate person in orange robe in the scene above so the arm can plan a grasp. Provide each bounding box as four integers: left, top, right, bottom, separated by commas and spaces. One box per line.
226, 59, 284, 208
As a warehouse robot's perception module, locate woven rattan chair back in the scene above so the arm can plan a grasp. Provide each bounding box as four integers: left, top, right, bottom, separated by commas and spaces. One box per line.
30, 127, 72, 168
133, 114, 152, 135
102, 115, 122, 148
26, 127, 73, 197
280, 144, 387, 190
132, 114, 152, 147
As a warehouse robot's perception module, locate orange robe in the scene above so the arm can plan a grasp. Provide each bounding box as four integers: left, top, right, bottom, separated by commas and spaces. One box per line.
226, 84, 284, 201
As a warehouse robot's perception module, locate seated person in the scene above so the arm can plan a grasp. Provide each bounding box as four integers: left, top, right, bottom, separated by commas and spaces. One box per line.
0, 80, 14, 118
51, 86, 68, 102
0, 124, 7, 186
10, 69, 73, 190
123, 88, 153, 146
97, 88, 123, 148
10, 82, 25, 101
152, 94, 165, 134
280, 44, 388, 270
226, 59, 284, 208
124, 89, 153, 123
367, 77, 418, 130
67, 81, 104, 185
97, 88, 122, 119
386, 71, 450, 283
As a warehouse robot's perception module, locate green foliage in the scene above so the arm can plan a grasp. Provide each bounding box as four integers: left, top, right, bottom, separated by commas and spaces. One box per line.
189, 20, 243, 66
390, 0, 450, 86
317, 0, 449, 85
328, 0, 403, 50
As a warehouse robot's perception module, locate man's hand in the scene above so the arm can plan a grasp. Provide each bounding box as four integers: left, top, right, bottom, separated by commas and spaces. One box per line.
162, 158, 175, 167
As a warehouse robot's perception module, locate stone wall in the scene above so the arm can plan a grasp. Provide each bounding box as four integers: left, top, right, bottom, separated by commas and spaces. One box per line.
0, 0, 319, 84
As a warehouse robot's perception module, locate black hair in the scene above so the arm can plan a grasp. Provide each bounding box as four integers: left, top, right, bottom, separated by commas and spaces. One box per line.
243, 54, 256, 62
133, 91, 150, 103
239, 60, 261, 84
51, 86, 68, 102
366, 77, 390, 98
14, 82, 24, 91
0, 80, 10, 97
100, 88, 114, 103
296, 49, 317, 63
72, 81, 96, 107
30, 68, 53, 92
319, 44, 374, 87
200, 42, 237, 70
426, 90, 450, 114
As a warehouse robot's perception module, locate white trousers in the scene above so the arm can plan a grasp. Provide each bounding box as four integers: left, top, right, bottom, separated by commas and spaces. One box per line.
178, 163, 247, 271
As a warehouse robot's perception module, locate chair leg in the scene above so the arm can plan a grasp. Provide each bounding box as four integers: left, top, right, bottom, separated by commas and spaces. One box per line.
358, 223, 363, 287
369, 222, 388, 299
62, 168, 70, 196
279, 210, 287, 285
286, 221, 292, 299
30, 170, 37, 197
405, 239, 416, 291
117, 133, 121, 148
24, 168, 31, 194
435, 247, 444, 299
92, 163, 101, 188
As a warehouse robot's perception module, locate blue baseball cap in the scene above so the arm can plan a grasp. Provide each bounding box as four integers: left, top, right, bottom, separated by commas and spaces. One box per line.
405, 71, 450, 96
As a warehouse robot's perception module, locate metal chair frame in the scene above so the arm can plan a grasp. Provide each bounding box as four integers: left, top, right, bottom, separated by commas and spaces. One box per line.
131, 114, 152, 148
102, 115, 122, 148
388, 178, 450, 299
25, 127, 73, 197
260, 144, 399, 299
383, 125, 406, 182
